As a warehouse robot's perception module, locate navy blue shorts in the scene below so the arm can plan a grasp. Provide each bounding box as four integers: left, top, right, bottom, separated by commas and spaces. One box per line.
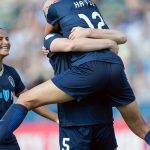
52, 61, 135, 106
0, 145, 20, 150
0, 143, 20, 150
0, 134, 20, 150
59, 124, 117, 150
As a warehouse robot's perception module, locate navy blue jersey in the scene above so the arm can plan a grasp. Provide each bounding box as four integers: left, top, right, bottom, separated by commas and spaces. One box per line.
46, 0, 123, 66
44, 33, 71, 75
0, 64, 25, 146
45, 33, 113, 126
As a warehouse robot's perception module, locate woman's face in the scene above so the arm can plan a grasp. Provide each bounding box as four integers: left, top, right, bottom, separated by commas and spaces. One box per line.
0, 29, 10, 57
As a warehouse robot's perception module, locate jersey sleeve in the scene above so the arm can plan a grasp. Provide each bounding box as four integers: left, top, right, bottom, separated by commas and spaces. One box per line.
44, 33, 63, 50
44, 33, 63, 58
12, 68, 25, 95
47, 4, 60, 25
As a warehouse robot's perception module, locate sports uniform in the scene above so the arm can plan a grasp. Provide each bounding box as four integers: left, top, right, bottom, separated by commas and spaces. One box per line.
44, 2, 136, 148
44, 33, 117, 150
0, 1, 148, 148
0, 64, 25, 150
45, 0, 135, 105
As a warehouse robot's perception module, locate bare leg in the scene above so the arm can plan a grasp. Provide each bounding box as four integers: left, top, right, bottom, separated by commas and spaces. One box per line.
0, 80, 74, 140
117, 101, 150, 139
17, 80, 74, 110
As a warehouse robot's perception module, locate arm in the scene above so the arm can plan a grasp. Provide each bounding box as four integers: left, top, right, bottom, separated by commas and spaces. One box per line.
16, 89, 58, 123
33, 106, 58, 123
50, 38, 119, 54
44, 23, 55, 36
43, 0, 60, 36
69, 27, 127, 44
44, 33, 119, 54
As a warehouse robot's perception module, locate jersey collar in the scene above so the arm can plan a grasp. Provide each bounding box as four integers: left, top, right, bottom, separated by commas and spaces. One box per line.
0, 65, 4, 76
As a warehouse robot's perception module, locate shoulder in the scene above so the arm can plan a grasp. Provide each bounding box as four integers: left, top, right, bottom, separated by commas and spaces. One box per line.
3, 64, 20, 78
43, 0, 60, 16
3, 64, 16, 72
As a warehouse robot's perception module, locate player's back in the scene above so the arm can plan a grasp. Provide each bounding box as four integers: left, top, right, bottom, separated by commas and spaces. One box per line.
47, 0, 107, 37
47, 0, 123, 66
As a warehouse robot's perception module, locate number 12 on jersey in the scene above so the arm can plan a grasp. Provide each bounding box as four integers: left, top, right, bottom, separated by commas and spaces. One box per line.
78, 11, 105, 29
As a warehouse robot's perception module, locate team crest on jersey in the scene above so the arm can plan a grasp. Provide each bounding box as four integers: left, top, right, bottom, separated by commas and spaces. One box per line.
3, 90, 10, 102
8, 76, 15, 87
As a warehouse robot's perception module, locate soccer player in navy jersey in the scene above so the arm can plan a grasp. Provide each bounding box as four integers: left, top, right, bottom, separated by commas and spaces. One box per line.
42, 29, 125, 150
0, 27, 59, 149
42, 25, 148, 150
0, 0, 150, 148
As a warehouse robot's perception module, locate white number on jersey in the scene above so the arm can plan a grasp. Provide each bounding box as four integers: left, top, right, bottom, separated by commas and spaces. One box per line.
62, 138, 70, 150
78, 11, 105, 29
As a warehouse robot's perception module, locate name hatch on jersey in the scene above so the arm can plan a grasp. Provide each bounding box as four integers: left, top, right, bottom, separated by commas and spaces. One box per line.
73, 0, 95, 8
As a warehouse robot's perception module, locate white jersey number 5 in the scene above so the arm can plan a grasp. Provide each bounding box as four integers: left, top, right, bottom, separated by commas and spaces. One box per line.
62, 138, 70, 150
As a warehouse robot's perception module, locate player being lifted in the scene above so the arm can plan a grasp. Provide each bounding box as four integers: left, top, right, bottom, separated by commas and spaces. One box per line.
0, 0, 149, 148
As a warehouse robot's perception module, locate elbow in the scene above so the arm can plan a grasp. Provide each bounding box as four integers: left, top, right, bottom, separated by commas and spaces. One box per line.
122, 35, 127, 44
63, 41, 75, 52
119, 34, 127, 44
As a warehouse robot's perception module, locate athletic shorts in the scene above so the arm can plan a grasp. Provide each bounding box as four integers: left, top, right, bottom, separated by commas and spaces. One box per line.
59, 124, 117, 150
0, 145, 20, 150
52, 61, 135, 106
0, 134, 20, 150
0, 143, 20, 150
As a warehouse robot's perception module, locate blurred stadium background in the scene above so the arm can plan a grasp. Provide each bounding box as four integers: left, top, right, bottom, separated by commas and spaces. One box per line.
0, 0, 150, 149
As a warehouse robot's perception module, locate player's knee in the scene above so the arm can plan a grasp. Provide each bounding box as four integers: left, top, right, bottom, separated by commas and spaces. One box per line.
16, 91, 38, 110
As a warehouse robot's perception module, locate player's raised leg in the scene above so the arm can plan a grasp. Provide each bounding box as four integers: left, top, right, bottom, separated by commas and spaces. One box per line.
17, 80, 74, 109
117, 101, 150, 145
0, 60, 112, 141
0, 80, 74, 141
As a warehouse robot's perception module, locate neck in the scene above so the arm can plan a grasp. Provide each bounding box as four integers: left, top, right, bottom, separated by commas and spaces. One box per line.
0, 62, 3, 76
0, 61, 2, 71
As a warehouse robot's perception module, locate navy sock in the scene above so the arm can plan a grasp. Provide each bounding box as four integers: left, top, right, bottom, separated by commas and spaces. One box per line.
145, 131, 150, 145
0, 104, 28, 140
